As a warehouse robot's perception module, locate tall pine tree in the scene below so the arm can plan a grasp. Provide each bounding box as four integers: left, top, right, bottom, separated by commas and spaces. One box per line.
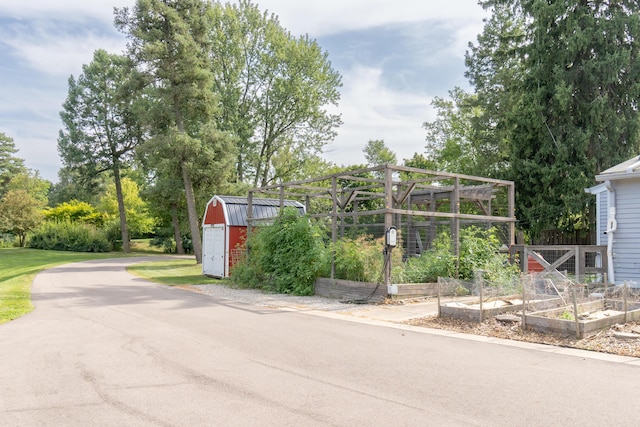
469, 0, 640, 237
116, 0, 235, 263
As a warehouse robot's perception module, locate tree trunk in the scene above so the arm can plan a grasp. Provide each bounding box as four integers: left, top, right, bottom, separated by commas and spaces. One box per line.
113, 164, 130, 253
171, 203, 185, 255
173, 100, 202, 263
181, 161, 202, 263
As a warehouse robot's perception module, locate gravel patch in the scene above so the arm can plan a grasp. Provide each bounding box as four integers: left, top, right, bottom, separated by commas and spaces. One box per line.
188, 283, 373, 313
408, 315, 640, 358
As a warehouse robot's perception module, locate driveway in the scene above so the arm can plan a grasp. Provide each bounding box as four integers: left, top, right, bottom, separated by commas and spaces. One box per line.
1, 257, 640, 426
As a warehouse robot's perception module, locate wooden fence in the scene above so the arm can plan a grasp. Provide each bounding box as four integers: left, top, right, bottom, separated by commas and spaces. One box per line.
509, 245, 607, 279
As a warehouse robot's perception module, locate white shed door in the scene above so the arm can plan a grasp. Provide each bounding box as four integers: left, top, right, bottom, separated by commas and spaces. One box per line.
203, 225, 225, 277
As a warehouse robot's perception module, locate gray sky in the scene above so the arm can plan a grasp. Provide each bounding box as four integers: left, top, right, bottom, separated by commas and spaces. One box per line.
0, 0, 488, 182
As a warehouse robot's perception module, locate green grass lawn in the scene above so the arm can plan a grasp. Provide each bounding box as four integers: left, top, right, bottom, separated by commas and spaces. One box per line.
130, 238, 165, 254
0, 247, 224, 324
127, 259, 225, 286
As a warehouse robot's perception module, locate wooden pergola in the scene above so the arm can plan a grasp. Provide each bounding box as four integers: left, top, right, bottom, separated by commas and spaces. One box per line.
247, 164, 516, 288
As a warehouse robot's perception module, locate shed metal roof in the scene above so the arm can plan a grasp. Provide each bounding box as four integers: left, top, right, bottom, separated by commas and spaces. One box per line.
596, 155, 640, 181
216, 196, 305, 227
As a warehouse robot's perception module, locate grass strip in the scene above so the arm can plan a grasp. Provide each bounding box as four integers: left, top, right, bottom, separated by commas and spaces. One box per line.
127, 259, 224, 286
0, 248, 127, 323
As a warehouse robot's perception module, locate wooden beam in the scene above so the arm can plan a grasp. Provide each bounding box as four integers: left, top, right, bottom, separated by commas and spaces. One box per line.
393, 181, 417, 205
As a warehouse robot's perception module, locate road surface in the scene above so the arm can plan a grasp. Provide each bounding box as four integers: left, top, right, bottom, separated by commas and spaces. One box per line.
1, 257, 639, 426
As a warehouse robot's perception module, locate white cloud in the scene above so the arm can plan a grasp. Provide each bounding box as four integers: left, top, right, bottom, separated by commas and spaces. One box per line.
0, 0, 487, 182
323, 66, 437, 166
255, 0, 488, 37
0, 0, 134, 24
1, 119, 61, 182
3, 32, 127, 77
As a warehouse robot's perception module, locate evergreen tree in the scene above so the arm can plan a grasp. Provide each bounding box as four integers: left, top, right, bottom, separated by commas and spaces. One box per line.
0, 132, 27, 198
115, 0, 236, 263
505, 0, 640, 234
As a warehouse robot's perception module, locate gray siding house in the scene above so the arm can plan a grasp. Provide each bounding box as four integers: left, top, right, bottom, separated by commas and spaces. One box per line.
586, 155, 640, 285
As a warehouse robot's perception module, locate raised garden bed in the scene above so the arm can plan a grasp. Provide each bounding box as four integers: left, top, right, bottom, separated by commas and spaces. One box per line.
387, 283, 438, 300
315, 279, 440, 302
314, 278, 387, 302
439, 295, 565, 322
525, 299, 640, 337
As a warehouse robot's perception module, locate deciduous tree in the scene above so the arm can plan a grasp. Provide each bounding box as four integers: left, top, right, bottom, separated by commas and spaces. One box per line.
98, 177, 155, 238
58, 49, 142, 252
209, 0, 342, 186
0, 189, 43, 247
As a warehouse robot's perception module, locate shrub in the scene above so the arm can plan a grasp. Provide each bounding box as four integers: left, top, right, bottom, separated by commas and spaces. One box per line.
0, 233, 19, 248
28, 221, 111, 252
43, 200, 105, 226
150, 229, 193, 254
231, 208, 327, 295
458, 226, 520, 290
330, 236, 377, 282
103, 219, 123, 251
393, 226, 518, 286
393, 231, 456, 283
330, 235, 402, 283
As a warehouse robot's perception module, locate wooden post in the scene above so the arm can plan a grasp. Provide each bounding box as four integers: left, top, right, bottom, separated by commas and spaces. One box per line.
331, 178, 338, 279
352, 200, 358, 233
508, 182, 515, 246
451, 177, 460, 278
384, 166, 394, 291
437, 277, 442, 318
429, 192, 436, 248
478, 270, 484, 323
575, 245, 581, 280
522, 247, 529, 273
339, 189, 345, 239
521, 274, 527, 331
624, 281, 628, 323
571, 284, 581, 339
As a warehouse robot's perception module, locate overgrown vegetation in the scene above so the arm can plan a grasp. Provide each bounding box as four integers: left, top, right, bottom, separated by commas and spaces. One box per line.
395, 227, 518, 287
231, 207, 519, 296
330, 236, 385, 283
28, 221, 111, 252
393, 232, 456, 284
232, 208, 328, 295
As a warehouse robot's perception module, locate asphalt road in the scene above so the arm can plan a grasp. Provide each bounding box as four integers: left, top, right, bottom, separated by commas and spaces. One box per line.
1, 257, 640, 426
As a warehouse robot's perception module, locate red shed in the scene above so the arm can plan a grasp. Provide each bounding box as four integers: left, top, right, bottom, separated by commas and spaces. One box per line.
201, 195, 306, 278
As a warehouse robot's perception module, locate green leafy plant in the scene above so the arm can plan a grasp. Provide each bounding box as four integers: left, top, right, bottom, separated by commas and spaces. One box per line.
330, 235, 395, 283
454, 285, 470, 296
393, 231, 456, 283
393, 226, 518, 286
231, 208, 328, 295
560, 310, 575, 321
28, 221, 110, 252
